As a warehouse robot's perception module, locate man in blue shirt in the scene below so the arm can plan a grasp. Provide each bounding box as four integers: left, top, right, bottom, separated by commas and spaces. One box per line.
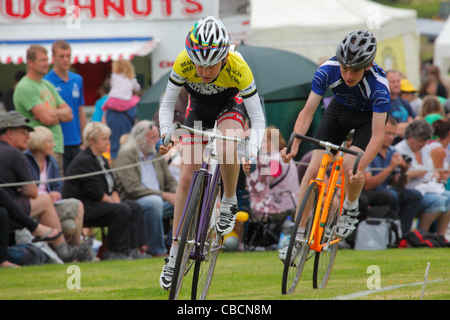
281, 30, 391, 259
386, 70, 416, 144
363, 116, 422, 235
44, 40, 86, 174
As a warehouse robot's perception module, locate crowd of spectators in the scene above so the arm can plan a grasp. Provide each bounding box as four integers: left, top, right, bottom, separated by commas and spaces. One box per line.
2, 42, 450, 268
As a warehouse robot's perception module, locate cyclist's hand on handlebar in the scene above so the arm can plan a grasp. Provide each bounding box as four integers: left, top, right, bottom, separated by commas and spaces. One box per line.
281, 146, 296, 163
348, 168, 364, 186
156, 138, 172, 155
242, 156, 257, 175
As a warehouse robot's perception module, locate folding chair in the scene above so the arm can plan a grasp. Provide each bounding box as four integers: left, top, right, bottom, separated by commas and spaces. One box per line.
244, 189, 297, 251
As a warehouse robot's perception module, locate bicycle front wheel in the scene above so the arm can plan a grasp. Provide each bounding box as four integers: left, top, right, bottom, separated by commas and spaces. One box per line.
169, 171, 206, 300
282, 182, 318, 295
313, 185, 340, 289
191, 180, 222, 300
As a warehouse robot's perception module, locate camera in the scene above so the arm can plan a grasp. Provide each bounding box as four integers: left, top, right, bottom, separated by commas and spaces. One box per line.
401, 154, 412, 164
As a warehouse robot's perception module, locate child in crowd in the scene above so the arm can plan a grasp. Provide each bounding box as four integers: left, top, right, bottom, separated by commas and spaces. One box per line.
102, 59, 141, 113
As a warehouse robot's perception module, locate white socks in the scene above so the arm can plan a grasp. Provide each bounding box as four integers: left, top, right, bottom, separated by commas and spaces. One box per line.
222, 194, 237, 205
344, 197, 358, 210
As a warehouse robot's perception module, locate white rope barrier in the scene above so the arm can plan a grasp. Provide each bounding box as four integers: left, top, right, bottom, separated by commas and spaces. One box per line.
0, 156, 166, 188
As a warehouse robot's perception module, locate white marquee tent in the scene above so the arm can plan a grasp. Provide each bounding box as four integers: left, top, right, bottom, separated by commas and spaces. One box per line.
250, 0, 420, 87
434, 16, 450, 77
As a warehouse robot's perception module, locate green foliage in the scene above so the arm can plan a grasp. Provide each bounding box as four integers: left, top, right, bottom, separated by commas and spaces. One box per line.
371, 0, 443, 19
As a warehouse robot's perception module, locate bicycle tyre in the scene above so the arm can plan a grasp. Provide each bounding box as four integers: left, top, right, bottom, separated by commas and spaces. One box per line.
312, 185, 340, 289
191, 180, 222, 300
169, 171, 206, 300
282, 182, 319, 295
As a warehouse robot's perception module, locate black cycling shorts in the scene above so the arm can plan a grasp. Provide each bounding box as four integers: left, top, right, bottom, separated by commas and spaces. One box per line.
181, 92, 248, 145
314, 97, 376, 151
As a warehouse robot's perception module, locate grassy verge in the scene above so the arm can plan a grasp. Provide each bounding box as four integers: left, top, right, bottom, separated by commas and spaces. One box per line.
0, 248, 448, 300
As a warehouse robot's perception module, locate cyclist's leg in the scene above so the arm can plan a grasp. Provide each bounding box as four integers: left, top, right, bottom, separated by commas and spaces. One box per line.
160, 141, 201, 290
214, 103, 246, 235
342, 145, 365, 204
294, 99, 347, 223
336, 110, 373, 238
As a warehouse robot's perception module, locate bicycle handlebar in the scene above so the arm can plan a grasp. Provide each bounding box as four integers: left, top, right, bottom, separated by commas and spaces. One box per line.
286, 132, 363, 175
164, 123, 251, 161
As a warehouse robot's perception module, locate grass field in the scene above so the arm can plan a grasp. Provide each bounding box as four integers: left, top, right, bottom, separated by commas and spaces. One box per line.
1, 248, 448, 301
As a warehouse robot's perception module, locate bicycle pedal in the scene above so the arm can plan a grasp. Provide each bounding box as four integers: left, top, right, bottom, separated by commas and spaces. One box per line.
295, 237, 307, 244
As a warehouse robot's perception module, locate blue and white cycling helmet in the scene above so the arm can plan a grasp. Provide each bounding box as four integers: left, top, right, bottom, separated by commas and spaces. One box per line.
336, 30, 377, 69
185, 16, 230, 68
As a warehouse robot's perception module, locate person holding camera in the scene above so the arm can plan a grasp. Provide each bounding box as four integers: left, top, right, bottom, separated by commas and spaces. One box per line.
395, 119, 450, 240
363, 116, 423, 235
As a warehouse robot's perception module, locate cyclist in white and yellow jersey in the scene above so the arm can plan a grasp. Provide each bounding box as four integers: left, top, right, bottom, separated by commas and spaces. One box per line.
156, 16, 266, 290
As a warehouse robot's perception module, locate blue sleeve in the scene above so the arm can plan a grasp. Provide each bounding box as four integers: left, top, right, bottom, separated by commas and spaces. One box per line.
371, 84, 391, 113
311, 66, 329, 97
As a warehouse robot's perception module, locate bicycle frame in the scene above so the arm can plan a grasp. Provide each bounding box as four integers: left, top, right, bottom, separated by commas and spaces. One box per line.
165, 122, 249, 260
172, 131, 222, 261
282, 132, 363, 293
286, 132, 362, 252
308, 147, 345, 252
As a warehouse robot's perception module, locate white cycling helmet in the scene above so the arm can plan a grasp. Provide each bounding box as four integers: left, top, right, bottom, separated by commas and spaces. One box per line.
336, 30, 377, 69
185, 16, 230, 68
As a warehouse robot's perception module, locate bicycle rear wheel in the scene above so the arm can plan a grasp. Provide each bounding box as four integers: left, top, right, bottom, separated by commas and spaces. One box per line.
282, 182, 318, 295
191, 180, 222, 300
169, 171, 206, 300
313, 185, 340, 289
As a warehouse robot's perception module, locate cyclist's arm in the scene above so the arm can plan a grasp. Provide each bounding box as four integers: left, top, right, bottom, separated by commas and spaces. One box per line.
159, 80, 183, 137
283, 91, 322, 161
242, 91, 265, 157
357, 112, 386, 172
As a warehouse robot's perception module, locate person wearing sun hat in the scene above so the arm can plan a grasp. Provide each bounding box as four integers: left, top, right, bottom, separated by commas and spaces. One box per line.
0, 110, 35, 135
0, 110, 92, 263
400, 78, 422, 115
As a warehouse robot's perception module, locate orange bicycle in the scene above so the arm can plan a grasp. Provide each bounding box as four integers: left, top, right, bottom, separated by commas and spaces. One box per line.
281, 132, 363, 295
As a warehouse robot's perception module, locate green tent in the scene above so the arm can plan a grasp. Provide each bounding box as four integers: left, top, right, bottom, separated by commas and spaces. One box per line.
137, 44, 324, 158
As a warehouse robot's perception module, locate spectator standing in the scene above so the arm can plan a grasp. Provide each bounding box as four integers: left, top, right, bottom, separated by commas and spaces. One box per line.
44, 40, 86, 173
115, 120, 177, 256
2, 71, 26, 112
13, 44, 73, 176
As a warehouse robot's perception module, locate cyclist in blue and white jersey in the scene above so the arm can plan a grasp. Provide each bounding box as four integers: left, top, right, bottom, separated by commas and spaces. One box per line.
280, 30, 391, 260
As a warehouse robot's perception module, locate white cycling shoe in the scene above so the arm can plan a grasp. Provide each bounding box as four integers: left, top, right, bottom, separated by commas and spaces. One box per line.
159, 255, 176, 290
336, 207, 360, 239
215, 202, 239, 235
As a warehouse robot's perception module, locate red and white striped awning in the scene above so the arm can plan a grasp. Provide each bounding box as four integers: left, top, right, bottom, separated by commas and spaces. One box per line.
0, 37, 159, 64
